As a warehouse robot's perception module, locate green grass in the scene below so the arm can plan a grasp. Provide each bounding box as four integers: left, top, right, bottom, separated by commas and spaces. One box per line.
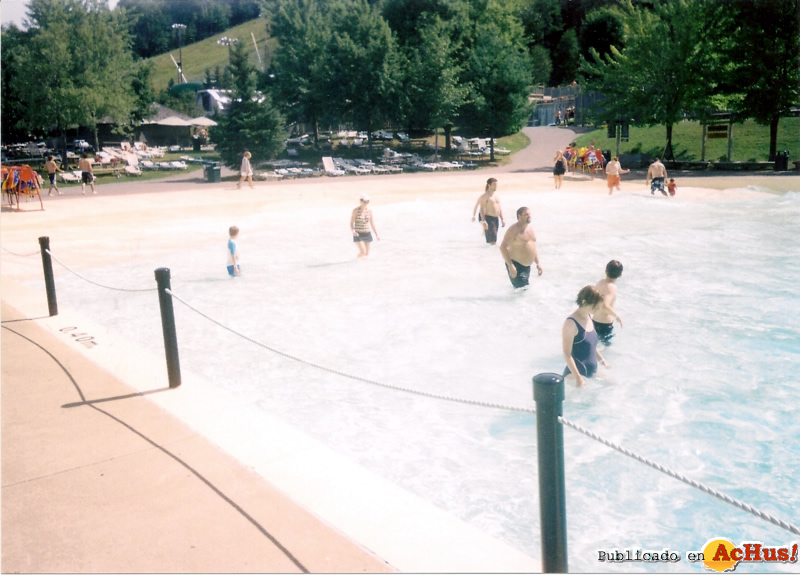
146, 19, 273, 93
573, 118, 799, 162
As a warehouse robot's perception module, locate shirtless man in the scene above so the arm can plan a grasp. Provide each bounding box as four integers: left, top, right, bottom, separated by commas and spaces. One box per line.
593, 260, 624, 344
646, 157, 668, 196
471, 178, 505, 245
78, 152, 96, 195
44, 155, 63, 196
499, 206, 542, 289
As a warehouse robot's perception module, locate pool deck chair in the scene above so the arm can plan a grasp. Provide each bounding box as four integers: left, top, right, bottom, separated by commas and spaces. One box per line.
322, 156, 345, 176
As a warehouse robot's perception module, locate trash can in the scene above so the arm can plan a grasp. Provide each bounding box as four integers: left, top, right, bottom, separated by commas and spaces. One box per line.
775, 151, 789, 171
204, 162, 221, 183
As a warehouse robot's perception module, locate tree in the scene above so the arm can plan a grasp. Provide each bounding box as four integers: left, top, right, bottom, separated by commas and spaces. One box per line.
459, 1, 532, 160
10, 0, 139, 158
399, 15, 468, 150
210, 41, 285, 167
581, 0, 724, 161
269, 0, 332, 144
321, 0, 402, 140
722, 0, 800, 160
0, 25, 31, 143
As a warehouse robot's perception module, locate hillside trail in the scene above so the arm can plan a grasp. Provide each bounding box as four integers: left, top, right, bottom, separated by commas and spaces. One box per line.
493, 126, 578, 173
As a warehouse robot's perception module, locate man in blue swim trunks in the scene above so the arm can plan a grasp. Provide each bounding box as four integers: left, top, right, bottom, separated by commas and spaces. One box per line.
500, 206, 542, 288
647, 158, 669, 196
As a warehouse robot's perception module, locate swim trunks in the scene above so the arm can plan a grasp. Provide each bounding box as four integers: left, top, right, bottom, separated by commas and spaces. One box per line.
593, 319, 614, 344
507, 260, 531, 289
49, 173, 56, 185
563, 317, 599, 378
353, 232, 373, 243
607, 174, 620, 188
483, 215, 499, 244
81, 171, 93, 184
651, 177, 666, 196
227, 265, 242, 277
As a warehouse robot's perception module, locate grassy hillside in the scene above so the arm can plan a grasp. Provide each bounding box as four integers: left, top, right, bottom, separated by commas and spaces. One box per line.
146, 18, 275, 93
574, 118, 799, 163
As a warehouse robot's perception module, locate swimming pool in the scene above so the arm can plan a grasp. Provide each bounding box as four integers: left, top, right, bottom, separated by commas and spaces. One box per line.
52, 184, 800, 572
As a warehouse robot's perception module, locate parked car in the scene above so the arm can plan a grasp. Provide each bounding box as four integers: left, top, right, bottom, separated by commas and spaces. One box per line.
372, 130, 395, 141
72, 139, 92, 152
395, 132, 410, 142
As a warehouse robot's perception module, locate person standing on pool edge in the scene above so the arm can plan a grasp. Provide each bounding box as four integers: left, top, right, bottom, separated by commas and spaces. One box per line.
351, 193, 379, 258
499, 206, 542, 289
471, 178, 505, 245
593, 260, 624, 344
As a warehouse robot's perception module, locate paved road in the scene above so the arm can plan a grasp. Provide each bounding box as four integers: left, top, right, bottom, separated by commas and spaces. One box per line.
494, 126, 579, 173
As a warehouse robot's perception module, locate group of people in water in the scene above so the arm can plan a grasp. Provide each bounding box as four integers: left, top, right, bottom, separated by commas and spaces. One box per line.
472, 176, 624, 386
227, 170, 627, 387
554, 143, 678, 197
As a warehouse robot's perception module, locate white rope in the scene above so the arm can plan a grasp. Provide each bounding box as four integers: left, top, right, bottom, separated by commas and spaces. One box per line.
559, 415, 800, 536
166, 288, 799, 538
2, 245, 40, 257
45, 249, 157, 292
166, 288, 536, 415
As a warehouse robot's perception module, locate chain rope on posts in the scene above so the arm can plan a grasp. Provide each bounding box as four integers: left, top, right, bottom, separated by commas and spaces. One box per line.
45, 249, 157, 292
558, 415, 800, 537
2, 245, 41, 257
163, 289, 800, 538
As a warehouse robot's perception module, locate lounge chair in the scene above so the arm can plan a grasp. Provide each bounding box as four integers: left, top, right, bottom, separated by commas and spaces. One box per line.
141, 160, 157, 170
59, 172, 80, 183
322, 157, 345, 176
124, 165, 142, 176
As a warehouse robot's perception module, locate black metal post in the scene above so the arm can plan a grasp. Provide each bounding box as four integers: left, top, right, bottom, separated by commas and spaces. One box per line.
38, 236, 58, 316
533, 372, 568, 573
155, 268, 181, 388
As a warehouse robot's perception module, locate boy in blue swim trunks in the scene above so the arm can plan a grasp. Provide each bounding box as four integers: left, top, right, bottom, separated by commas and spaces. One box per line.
593, 260, 623, 343
227, 225, 241, 277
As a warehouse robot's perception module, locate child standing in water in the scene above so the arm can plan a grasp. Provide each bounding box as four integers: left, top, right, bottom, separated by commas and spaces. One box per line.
227, 226, 241, 277
667, 178, 677, 197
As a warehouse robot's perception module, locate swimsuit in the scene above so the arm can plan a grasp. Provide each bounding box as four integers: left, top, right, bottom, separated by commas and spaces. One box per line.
593, 319, 614, 344
49, 173, 56, 185
81, 171, 92, 184
507, 260, 531, 289
651, 177, 666, 195
353, 209, 372, 242
483, 215, 499, 244
553, 159, 566, 176
563, 317, 599, 378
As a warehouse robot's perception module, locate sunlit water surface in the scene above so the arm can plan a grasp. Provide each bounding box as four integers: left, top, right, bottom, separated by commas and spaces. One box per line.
52, 186, 799, 572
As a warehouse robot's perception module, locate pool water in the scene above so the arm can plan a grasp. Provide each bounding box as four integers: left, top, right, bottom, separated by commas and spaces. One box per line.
54, 186, 800, 572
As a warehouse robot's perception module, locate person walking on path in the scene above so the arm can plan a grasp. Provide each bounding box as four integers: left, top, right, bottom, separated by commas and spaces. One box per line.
44, 155, 63, 196
562, 285, 612, 387
593, 260, 624, 344
553, 150, 568, 189
350, 194, 379, 258
237, 151, 254, 189
647, 158, 669, 196
471, 178, 505, 245
499, 206, 542, 289
605, 156, 630, 195
78, 152, 96, 195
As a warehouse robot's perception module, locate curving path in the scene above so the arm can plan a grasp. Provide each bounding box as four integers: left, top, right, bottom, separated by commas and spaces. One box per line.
494, 126, 579, 173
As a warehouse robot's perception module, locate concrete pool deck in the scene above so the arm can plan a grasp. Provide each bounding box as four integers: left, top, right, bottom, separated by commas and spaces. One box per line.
3, 126, 799, 572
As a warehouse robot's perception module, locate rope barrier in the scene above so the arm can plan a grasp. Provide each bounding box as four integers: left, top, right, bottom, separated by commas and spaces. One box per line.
559, 415, 800, 536
2, 245, 40, 257
165, 288, 536, 415
45, 249, 157, 293
167, 288, 800, 537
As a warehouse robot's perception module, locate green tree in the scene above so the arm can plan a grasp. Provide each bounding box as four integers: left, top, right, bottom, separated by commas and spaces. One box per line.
722, 0, 800, 160
400, 15, 468, 150
210, 41, 285, 168
581, 0, 724, 161
269, 0, 332, 144
459, 1, 532, 160
10, 0, 139, 159
0, 25, 31, 143
321, 0, 402, 141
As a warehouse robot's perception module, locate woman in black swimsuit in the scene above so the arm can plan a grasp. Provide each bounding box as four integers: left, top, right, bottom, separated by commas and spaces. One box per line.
553, 150, 567, 189
562, 285, 611, 387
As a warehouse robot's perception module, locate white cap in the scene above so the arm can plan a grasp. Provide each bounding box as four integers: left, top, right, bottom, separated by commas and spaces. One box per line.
360, 193, 370, 202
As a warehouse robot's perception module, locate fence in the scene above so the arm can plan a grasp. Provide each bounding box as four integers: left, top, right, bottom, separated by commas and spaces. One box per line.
7, 236, 799, 572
